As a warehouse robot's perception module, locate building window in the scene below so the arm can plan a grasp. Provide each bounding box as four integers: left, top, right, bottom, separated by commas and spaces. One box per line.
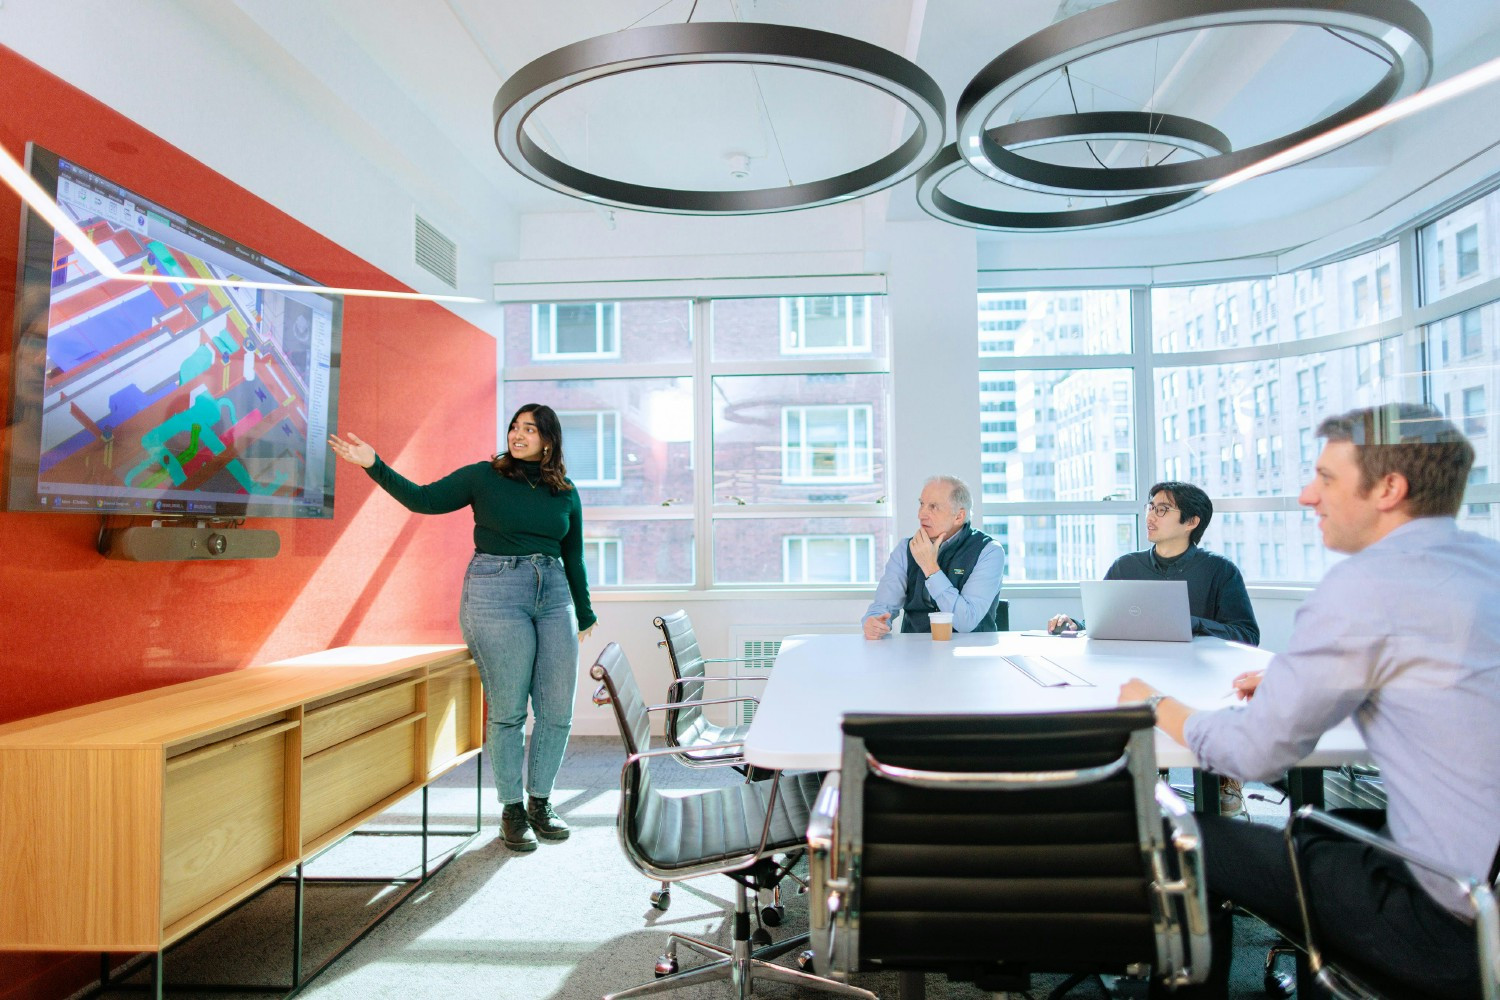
782, 534, 876, 584
1376, 264, 1394, 315
1464, 386, 1487, 437
1461, 308, 1484, 358
558, 410, 622, 487
1352, 276, 1370, 325
532, 302, 620, 359
1457, 225, 1481, 280
782, 404, 874, 483
583, 538, 623, 586
780, 296, 873, 354
1467, 467, 1491, 517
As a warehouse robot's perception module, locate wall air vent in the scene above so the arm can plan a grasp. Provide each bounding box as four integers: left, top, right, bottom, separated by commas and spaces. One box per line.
413, 213, 458, 289
727, 624, 859, 723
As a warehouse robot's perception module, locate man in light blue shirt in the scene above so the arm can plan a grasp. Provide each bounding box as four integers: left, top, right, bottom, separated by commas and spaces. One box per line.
862, 476, 1005, 638
1121, 403, 1499, 999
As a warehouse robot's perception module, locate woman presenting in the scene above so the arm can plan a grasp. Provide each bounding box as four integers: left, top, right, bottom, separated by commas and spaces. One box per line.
329, 403, 596, 853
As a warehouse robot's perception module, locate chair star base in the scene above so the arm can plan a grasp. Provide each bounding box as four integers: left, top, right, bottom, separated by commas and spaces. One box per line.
604, 883, 876, 1000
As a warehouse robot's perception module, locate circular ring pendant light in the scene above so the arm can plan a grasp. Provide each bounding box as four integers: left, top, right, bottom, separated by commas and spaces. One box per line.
916, 111, 1231, 231
956, 0, 1432, 198
494, 22, 946, 215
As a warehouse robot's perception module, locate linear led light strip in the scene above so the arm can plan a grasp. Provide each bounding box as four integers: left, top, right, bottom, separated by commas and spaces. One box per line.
0, 144, 485, 304
1206, 55, 1500, 196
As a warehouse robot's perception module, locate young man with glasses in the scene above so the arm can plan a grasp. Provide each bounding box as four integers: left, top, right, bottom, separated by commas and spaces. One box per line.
1050, 483, 1260, 813
1048, 480, 1260, 647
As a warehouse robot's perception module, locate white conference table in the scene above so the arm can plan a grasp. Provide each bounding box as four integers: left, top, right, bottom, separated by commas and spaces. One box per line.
742, 631, 1369, 773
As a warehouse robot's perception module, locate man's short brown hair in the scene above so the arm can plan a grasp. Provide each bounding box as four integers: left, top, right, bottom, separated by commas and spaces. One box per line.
1317, 403, 1475, 517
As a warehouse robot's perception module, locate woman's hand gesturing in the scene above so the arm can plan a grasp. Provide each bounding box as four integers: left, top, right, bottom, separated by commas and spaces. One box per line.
328, 432, 376, 469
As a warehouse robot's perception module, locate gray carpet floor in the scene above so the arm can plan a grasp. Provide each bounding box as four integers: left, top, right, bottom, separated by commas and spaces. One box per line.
90, 738, 1295, 1000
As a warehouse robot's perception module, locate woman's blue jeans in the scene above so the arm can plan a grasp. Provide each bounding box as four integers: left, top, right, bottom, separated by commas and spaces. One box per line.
459, 553, 579, 805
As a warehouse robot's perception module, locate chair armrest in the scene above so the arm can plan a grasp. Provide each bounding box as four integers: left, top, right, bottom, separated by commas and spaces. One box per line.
646, 695, 758, 713
807, 772, 844, 977
865, 747, 1129, 791
666, 676, 767, 691
1286, 807, 1500, 1000
624, 740, 745, 771
1153, 781, 1211, 986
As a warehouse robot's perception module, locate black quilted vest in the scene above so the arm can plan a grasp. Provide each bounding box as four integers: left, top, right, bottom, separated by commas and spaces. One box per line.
900, 523, 1000, 633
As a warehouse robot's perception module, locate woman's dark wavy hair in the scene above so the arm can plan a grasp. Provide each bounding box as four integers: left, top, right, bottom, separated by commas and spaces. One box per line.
491, 403, 571, 493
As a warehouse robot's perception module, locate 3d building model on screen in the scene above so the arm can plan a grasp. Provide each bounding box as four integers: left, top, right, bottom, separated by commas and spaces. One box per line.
7, 145, 342, 520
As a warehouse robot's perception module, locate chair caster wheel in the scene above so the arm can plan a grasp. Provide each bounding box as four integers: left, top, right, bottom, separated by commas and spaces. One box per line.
654, 955, 679, 978
751, 928, 773, 948
760, 904, 785, 927
1264, 969, 1294, 998
796, 949, 816, 971
650, 889, 671, 911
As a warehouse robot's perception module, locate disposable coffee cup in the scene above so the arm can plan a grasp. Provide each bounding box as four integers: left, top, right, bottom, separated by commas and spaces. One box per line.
930, 612, 953, 641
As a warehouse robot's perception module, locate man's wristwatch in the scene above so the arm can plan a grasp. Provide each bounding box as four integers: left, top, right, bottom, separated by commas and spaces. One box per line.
1146, 693, 1167, 714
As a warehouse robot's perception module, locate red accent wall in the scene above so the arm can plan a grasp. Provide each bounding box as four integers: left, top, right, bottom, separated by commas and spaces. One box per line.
0, 46, 495, 1000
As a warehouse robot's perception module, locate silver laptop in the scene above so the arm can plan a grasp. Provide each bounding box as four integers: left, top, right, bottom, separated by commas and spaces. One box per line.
1080, 580, 1193, 642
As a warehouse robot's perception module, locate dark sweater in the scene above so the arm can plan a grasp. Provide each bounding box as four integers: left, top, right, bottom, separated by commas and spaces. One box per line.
365, 456, 596, 630
1104, 546, 1259, 645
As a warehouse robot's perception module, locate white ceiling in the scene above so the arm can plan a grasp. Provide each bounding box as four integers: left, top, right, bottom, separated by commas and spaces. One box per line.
24, 0, 1500, 267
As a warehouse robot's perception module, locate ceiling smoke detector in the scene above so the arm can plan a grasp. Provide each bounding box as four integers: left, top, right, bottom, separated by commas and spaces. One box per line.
726, 153, 751, 180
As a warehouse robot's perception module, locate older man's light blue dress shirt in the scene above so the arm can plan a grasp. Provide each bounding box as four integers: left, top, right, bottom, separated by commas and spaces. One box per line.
862, 531, 1005, 633
1184, 517, 1500, 917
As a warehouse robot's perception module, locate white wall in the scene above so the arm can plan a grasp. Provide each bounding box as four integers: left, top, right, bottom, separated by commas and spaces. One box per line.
0, 0, 513, 327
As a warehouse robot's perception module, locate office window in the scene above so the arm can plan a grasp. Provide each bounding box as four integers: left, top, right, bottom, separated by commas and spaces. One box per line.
981, 514, 1136, 583
1420, 188, 1500, 304
716, 517, 891, 585
531, 302, 620, 359
517, 380, 691, 507
506, 300, 691, 368
558, 411, 622, 488
782, 534, 876, 584
717, 373, 888, 503
780, 296, 872, 355
507, 295, 889, 590
977, 367, 1135, 505
780, 404, 875, 485
582, 538, 623, 586
978, 289, 1128, 356
714, 296, 889, 362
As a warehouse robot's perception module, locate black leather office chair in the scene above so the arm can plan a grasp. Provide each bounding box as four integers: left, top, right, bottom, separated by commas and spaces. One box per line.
652, 610, 771, 768
807, 707, 1210, 999
994, 597, 1009, 631
1284, 806, 1500, 1000
588, 642, 875, 1000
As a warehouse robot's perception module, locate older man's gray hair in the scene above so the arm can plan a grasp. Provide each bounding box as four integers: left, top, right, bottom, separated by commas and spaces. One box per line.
924, 475, 973, 515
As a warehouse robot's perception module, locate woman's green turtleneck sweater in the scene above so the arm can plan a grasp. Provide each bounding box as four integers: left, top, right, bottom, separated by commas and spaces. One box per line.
364, 456, 596, 630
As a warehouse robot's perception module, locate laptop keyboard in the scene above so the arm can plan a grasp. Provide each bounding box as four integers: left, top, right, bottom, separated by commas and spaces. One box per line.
1005, 655, 1093, 687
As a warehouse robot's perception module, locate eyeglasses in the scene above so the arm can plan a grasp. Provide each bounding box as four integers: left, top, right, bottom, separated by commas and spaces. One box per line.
1144, 502, 1179, 518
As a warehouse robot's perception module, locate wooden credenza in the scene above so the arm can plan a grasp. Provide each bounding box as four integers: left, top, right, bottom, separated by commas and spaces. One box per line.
0, 644, 482, 954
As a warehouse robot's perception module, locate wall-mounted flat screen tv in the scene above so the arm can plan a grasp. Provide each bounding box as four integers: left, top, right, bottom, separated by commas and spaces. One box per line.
6, 144, 341, 518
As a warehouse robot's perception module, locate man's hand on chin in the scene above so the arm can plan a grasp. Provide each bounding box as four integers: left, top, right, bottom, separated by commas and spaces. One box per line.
909, 529, 942, 576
